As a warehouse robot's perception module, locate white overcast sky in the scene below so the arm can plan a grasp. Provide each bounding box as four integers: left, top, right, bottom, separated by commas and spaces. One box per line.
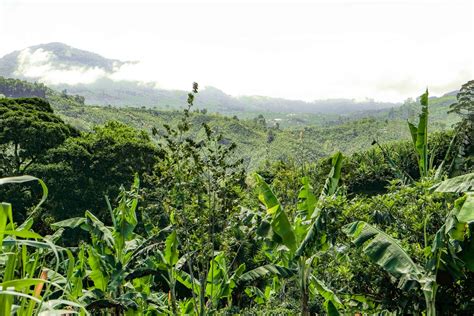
0, 0, 472, 102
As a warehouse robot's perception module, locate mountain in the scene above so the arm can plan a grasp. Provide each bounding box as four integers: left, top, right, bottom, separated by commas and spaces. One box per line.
0, 42, 132, 77
0, 42, 401, 114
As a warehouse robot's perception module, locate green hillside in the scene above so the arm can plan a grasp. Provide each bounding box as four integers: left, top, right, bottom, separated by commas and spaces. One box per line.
0, 76, 459, 170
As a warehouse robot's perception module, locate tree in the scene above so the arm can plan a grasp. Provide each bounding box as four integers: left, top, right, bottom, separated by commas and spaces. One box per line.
145, 83, 246, 314
267, 129, 275, 143
0, 97, 76, 176
31, 120, 161, 228
449, 80, 473, 174
254, 114, 266, 128
0, 77, 48, 98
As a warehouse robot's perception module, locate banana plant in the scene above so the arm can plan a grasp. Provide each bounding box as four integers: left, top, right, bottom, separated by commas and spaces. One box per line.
253, 152, 344, 315
406, 89, 460, 180
344, 173, 474, 316
0, 175, 87, 315
170, 248, 297, 314
408, 89, 430, 178
53, 175, 166, 315
174, 253, 254, 313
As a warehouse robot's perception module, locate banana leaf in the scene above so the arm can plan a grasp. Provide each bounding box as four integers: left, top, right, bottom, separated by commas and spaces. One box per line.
343, 221, 422, 281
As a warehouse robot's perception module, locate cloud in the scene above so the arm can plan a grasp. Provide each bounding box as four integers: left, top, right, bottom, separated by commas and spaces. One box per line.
14, 48, 116, 85
13, 47, 165, 88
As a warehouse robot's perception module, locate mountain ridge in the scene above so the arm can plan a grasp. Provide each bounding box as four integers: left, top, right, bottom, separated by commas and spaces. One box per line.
0, 42, 408, 114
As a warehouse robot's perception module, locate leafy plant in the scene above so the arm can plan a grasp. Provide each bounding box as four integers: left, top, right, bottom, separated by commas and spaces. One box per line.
253, 151, 344, 315
53, 176, 167, 315
344, 174, 474, 316
0, 175, 87, 315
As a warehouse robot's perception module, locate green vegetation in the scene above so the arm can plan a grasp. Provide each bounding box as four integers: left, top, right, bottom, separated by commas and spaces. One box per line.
0, 81, 472, 315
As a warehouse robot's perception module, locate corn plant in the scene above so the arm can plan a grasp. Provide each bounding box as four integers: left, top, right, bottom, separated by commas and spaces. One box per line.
0, 175, 87, 315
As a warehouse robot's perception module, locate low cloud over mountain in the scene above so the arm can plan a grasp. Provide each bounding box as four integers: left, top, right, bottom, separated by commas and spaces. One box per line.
0, 42, 403, 114
1, 42, 139, 85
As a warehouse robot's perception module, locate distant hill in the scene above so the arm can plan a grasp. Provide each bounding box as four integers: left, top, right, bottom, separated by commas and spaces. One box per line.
0, 42, 403, 114
0, 76, 459, 170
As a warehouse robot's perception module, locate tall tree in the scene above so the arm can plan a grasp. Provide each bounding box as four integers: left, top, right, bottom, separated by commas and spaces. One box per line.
0, 97, 76, 176
31, 121, 161, 230
449, 80, 473, 173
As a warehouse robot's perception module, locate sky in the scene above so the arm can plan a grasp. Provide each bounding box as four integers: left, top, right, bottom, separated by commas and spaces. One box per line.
0, 0, 472, 102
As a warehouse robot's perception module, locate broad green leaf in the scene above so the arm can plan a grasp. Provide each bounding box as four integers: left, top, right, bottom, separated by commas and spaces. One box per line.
320, 152, 344, 199
87, 248, 108, 292
295, 153, 343, 258
180, 299, 195, 315
113, 177, 139, 252
51, 217, 86, 229
164, 231, 179, 266
254, 174, 280, 215
229, 263, 246, 290
343, 221, 422, 279
298, 177, 317, 218
326, 300, 340, 316
408, 122, 418, 149
244, 286, 266, 305
239, 264, 295, 283
311, 276, 343, 311
434, 173, 474, 193
206, 253, 226, 301
17, 218, 34, 231
446, 195, 474, 244
272, 209, 297, 253
255, 174, 297, 252
175, 270, 201, 295
294, 216, 326, 259
457, 194, 474, 224
85, 211, 114, 249
420, 89, 429, 106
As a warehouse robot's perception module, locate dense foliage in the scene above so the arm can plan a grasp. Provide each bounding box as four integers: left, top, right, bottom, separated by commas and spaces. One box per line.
0, 81, 472, 315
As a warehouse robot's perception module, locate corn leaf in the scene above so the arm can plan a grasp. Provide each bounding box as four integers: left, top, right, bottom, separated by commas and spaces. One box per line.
0, 175, 48, 217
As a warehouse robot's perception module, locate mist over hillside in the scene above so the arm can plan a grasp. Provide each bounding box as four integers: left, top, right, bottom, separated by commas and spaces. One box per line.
0, 42, 404, 114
